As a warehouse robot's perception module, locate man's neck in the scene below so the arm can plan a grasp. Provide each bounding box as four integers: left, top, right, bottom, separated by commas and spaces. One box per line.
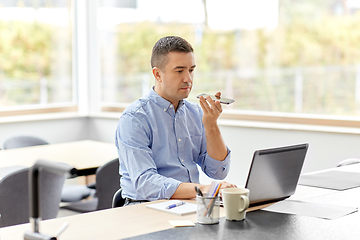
153, 86, 181, 112
173, 102, 179, 112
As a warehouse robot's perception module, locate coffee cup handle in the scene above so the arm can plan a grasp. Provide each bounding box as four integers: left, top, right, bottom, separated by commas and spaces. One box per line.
238, 195, 249, 212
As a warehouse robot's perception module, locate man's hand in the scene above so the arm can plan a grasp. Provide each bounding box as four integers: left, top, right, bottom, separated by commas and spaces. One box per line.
171, 181, 238, 199
219, 181, 238, 189
198, 91, 227, 161
219, 181, 238, 197
199, 181, 238, 197
199, 92, 223, 128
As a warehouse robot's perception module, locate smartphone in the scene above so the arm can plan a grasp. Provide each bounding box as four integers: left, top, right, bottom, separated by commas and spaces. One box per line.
196, 93, 235, 105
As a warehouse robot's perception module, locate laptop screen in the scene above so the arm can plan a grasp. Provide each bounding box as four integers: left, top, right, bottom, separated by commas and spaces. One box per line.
245, 143, 309, 207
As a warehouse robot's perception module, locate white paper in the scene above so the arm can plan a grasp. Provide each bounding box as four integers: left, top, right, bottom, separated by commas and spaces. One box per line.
263, 200, 358, 220
146, 200, 197, 216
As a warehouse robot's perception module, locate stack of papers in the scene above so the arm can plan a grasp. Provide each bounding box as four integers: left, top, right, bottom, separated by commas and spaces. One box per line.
299, 170, 360, 190
263, 200, 358, 220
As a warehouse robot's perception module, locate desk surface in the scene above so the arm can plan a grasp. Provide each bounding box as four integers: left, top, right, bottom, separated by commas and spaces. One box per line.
1, 165, 360, 240
0, 140, 118, 170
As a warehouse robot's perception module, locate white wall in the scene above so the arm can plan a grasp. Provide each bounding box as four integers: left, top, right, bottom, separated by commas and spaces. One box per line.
86, 117, 360, 185
1, 116, 360, 187
218, 125, 360, 186
87, 116, 120, 144
0, 117, 89, 147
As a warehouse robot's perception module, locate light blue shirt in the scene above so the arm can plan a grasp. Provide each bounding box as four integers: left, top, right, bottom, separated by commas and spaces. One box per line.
115, 88, 231, 201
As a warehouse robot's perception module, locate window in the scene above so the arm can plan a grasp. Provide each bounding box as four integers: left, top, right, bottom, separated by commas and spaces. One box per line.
0, 0, 75, 115
98, 0, 360, 126
2, 1, 359, 126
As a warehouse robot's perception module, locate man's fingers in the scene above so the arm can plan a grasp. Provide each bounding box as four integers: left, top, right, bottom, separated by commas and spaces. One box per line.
215, 92, 221, 99
206, 96, 217, 109
221, 182, 237, 188
214, 101, 222, 113
199, 96, 210, 112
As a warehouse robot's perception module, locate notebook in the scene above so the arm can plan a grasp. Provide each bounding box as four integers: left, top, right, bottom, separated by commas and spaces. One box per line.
146, 200, 197, 216
245, 143, 309, 207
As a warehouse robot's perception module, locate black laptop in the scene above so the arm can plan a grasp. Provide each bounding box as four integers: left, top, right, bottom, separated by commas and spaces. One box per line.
245, 143, 309, 207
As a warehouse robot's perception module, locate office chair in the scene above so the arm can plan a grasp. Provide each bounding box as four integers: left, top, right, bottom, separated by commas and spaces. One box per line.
112, 188, 126, 208
2, 135, 91, 204
3, 135, 49, 149
0, 168, 65, 227
61, 158, 121, 212
337, 158, 360, 167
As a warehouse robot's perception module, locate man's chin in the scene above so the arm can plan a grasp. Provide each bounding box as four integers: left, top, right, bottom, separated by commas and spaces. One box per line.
179, 90, 191, 99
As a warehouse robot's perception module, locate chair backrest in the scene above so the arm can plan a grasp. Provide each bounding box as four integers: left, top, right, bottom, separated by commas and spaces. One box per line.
95, 158, 121, 210
3, 135, 49, 149
337, 158, 360, 167
0, 168, 65, 227
112, 188, 126, 208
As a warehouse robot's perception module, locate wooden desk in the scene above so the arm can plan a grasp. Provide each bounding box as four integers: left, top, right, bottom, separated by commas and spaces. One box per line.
1, 164, 360, 240
0, 140, 118, 171
0, 200, 268, 239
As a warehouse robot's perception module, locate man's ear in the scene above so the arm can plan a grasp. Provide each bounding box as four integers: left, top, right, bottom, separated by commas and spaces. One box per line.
152, 67, 162, 82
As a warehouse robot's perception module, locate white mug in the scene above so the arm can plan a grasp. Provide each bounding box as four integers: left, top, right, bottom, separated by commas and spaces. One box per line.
222, 188, 250, 221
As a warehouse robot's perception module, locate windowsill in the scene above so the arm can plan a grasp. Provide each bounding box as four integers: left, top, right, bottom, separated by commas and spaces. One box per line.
217, 119, 360, 135
1, 110, 360, 135
98, 104, 360, 135
94, 111, 360, 135
0, 112, 87, 124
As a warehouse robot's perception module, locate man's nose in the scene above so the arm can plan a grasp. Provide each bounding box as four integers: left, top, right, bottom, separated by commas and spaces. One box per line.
184, 72, 193, 82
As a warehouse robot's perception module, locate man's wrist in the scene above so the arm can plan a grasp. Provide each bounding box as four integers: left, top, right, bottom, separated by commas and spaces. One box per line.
198, 184, 210, 195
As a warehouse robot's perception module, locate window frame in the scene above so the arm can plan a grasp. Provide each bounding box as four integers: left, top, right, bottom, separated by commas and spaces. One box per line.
0, 0, 82, 117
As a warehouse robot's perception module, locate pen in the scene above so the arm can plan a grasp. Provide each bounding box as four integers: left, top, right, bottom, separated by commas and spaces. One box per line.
195, 186, 203, 196
205, 182, 222, 217
165, 201, 186, 210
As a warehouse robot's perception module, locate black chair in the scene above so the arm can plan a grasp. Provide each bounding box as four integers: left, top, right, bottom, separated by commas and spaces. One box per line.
61, 158, 121, 212
112, 188, 126, 208
337, 158, 360, 167
3, 135, 49, 149
0, 168, 65, 227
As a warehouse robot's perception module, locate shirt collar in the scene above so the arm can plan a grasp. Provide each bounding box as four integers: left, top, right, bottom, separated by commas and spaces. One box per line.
148, 87, 185, 111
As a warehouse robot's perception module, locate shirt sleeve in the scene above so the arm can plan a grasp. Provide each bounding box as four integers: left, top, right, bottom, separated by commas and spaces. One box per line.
195, 104, 231, 180
115, 112, 181, 201
200, 148, 231, 180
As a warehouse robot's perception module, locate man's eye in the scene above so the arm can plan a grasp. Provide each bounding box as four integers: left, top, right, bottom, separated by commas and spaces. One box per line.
190, 69, 194, 72
177, 70, 183, 73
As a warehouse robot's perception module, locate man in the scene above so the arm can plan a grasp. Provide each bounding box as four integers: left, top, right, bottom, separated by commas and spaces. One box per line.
115, 36, 235, 206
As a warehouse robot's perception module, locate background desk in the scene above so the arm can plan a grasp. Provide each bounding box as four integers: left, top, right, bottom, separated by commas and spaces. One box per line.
1, 165, 360, 239
0, 140, 118, 176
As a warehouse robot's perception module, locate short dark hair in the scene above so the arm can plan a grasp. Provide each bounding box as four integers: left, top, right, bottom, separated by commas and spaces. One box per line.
151, 36, 194, 70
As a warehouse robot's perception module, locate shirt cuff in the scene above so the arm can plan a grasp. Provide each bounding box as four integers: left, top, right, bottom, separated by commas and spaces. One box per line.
157, 178, 182, 200
204, 147, 231, 178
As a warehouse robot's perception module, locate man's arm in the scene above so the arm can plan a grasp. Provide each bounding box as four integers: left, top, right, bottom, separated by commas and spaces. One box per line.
171, 181, 237, 199
198, 92, 228, 161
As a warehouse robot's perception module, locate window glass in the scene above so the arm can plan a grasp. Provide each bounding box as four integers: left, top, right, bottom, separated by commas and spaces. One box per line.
0, 0, 73, 108
98, 0, 360, 117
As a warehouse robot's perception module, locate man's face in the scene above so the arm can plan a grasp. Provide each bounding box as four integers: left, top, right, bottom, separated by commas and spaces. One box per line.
154, 51, 196, 106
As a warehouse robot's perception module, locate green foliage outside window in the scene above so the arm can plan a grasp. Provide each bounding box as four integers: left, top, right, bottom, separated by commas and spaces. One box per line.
2, 1, 360, 115
0, 21, 52, 80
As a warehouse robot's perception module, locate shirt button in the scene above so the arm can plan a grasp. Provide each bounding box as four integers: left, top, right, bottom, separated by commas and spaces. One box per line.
164, 108, 166, 111
178, 138, 181, 142
181, 159, 184, 162
170, 105, 173, 108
